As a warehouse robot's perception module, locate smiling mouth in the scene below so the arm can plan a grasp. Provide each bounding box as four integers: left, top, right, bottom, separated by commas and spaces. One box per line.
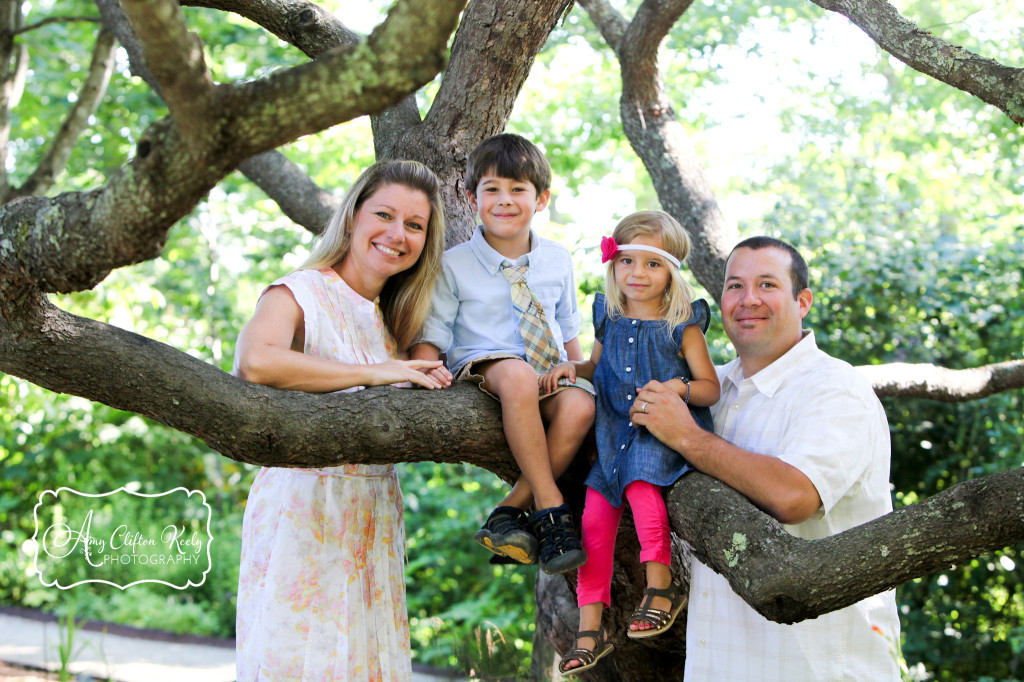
373, 243, 402, 257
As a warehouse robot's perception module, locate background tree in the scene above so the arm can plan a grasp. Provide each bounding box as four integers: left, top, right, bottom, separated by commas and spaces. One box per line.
0, 0, 1022, 679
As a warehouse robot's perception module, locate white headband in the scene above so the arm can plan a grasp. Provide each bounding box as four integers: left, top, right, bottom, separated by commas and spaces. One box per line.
601, 236, 681, 268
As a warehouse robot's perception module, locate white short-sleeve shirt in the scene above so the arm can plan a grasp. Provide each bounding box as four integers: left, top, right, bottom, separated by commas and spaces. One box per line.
684, 331, 902, 681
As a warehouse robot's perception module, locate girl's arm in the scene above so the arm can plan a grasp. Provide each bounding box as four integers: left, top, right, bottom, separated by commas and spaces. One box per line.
236, 286, 447, 392
539, 340, 602, 394
666, 324, 720, 407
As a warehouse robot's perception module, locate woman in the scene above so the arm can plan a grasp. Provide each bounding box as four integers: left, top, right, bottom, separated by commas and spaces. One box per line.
233, 160, 451, 681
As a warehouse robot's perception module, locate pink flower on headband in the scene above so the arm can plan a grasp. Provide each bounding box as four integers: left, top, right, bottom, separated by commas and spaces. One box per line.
601, 236, 619, 263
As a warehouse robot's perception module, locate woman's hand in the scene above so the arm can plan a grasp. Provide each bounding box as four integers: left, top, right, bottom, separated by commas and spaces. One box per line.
540, 362, 576, 394
408, 342, 452, 388
368, 359, 452, 389
420, 363, 453, 388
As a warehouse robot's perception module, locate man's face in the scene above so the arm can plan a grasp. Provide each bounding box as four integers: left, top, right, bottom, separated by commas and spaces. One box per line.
721, 246, 812, 374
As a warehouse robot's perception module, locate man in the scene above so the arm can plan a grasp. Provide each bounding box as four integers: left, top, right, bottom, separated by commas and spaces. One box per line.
631, 236, 901, 681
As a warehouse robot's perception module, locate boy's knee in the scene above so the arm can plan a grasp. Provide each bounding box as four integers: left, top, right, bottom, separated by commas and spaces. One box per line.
559, 389, 596, 423
485, 359, 539, 399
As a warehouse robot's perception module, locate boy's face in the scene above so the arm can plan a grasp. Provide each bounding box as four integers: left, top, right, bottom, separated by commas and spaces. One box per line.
468, 171, 550, 245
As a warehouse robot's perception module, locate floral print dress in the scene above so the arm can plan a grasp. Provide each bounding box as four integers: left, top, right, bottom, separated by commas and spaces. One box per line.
235, 267, 411, 681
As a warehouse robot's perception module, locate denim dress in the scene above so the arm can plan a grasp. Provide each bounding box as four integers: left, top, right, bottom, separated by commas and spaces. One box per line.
586, 292, 715, 507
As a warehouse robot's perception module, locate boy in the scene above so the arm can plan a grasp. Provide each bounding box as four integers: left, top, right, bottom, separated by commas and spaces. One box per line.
412, 133, 595, 575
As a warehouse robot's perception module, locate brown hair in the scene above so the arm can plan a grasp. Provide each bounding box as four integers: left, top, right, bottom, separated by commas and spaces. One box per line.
729, 236, 809, 299
465, 133, 552, 194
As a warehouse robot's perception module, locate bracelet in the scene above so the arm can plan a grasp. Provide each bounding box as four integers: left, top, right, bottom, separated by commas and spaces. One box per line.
679, 376, 690, 404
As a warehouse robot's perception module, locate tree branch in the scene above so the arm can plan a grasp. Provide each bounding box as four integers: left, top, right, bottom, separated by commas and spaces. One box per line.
236, 150, 340, 234
0, 1, 27, 197
179, 0, 361, 59
668, 468, 1024, 623
177, 1, 574, 243
0, 0, 465, 294
580, 0, 736, 302
809, 0, 1024, 125
14, 15, 101, 35
98, 0, 344, 229
371, 95, 422, 159
860, 359, 1024, 401
178, 0, 423, 218
389, 0, 578, 245
577, 0, 627, 52
96, 0, 158, 93
17, 29, 118, 198
121, 0, 218, 146
218, 1, 461, 162
0, 293, 518, 481
627, 0, 695, 74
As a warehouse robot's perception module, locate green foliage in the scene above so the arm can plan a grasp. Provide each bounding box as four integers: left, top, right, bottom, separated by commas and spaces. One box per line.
402, 461, 535, 675
56, 601, 89, 682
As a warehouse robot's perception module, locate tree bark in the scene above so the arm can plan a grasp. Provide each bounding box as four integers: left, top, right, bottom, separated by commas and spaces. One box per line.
809, 0, 1024, 125
862, 359, 1024, 401
0, 0, 26, 196
386, 0, 578, 246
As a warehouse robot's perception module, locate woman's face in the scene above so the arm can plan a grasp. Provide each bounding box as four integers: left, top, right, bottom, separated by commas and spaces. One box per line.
341, 183, 431, 294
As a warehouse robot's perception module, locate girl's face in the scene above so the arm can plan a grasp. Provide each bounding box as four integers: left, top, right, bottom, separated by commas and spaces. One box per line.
338, 183, 431, 298
613, 232, 672, 316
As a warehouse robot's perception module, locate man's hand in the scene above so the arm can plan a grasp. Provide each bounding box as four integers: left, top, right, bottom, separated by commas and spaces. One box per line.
630, 380, 701, 455
633, 380, 822, 524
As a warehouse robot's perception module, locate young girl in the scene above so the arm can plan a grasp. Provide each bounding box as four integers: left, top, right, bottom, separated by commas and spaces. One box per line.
540, 210, 720, 676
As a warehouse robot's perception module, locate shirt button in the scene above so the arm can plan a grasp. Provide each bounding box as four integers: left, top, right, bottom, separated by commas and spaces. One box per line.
625, 367, 632, 372
628, 337, 634, 343
628, 421, 632, 427
620, 444, 625, 450
734, 404, 741, 411
627, 394, 633, 400
631, 320, 637, 325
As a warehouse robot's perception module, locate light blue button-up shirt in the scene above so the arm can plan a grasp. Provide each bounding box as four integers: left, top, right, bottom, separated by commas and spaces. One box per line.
418, 226, 581, 374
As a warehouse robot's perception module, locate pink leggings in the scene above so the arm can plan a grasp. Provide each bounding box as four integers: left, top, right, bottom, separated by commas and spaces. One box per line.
576, 480, 671, 607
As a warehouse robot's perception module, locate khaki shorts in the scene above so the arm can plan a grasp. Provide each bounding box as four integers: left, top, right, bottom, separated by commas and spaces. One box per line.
456, 352, 596, 401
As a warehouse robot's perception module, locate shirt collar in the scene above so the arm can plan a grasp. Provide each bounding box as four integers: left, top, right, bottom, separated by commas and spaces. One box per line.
469, 225, 538, 275
722, 330, 818, 397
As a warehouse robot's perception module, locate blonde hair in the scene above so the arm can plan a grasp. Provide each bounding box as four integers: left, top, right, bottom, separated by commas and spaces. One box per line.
605, 210, 695, 331
301, 160, 446, 352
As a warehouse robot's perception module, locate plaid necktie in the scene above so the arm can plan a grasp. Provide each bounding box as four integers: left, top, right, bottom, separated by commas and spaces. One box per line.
500, 261, 562, 372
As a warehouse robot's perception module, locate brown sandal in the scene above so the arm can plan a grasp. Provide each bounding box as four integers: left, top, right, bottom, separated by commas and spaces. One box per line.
626, 583, 687, 639
557, 624, 614, 676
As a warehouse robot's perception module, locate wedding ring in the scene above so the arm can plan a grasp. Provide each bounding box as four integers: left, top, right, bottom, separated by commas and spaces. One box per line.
641, 401, 648, 414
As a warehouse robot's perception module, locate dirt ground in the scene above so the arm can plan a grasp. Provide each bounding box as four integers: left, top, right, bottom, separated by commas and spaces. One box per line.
0, 662, 56, 680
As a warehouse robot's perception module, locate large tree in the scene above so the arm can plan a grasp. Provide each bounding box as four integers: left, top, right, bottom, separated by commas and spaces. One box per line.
1, 0, 1022, 678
